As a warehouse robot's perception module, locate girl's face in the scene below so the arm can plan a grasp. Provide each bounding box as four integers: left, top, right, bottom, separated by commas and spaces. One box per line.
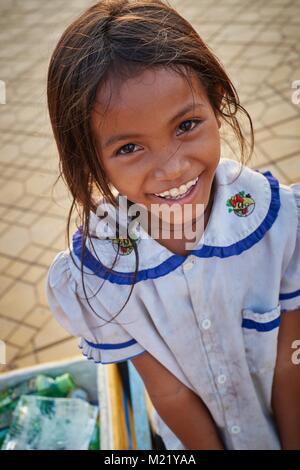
91, 66, 221, 231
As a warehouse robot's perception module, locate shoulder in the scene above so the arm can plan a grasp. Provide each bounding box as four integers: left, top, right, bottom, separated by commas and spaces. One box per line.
46, 249, 95, 338
278, 181, 300, 311
47, 249, 77, 290
278, 181, 300, 225
46, 245, 133, 316
46, 249, 147, 364
46, 248, 93, 301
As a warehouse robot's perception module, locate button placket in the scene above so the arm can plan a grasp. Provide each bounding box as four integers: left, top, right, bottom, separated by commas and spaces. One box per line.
199, 317, 240, 434
184, 257, 242, 437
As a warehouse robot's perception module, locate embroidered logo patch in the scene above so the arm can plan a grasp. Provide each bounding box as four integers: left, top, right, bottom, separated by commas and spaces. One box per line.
112, 237, 135, 255
226, 191, 255, 217
112, 223, 141, 255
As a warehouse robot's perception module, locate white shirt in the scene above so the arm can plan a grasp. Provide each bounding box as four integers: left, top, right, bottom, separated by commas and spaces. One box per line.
46, 158, 300, 450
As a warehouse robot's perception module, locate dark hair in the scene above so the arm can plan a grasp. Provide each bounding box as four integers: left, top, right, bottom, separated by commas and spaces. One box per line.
47, 0, 254, 325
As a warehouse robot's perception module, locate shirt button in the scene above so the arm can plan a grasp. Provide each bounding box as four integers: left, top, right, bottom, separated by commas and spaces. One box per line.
183, 260, 194, 271
217, 374, 227, 384
230, 425, 241, 434
202, 319, 211, 330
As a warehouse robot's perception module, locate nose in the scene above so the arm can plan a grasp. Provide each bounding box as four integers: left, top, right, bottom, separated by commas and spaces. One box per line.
153, 143, 190, 182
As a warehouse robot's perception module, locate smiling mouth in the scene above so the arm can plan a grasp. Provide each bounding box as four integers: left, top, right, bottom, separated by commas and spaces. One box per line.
150, 175, 200, 201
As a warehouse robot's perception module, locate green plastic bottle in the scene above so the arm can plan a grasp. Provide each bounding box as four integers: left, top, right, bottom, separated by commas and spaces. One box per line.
0, 373, 75, 414
35, 373, 76, 398
0, 372, 76, 447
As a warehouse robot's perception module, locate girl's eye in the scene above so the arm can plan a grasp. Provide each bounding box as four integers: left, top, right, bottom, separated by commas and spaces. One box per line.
176, 119, 202, 135
116, 143, 139, 156
115, 119, 202, 156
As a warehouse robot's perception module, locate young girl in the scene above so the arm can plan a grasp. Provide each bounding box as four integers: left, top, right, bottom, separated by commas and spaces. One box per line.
46, 0, 300, 450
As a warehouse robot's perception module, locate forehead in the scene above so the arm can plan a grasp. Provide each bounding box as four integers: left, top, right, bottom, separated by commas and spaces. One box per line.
91, 67, 207, 135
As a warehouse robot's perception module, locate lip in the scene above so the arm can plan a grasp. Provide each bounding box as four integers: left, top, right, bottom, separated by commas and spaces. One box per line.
149, 173, 202, 206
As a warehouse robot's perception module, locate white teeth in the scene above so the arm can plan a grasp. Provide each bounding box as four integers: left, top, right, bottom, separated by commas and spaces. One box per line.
170, 187, 180, 197
186, 180, 196, 189
154, 176, 199, 199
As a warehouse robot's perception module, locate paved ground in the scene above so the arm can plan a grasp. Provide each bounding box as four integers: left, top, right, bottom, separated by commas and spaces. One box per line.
0, 0, 299, 373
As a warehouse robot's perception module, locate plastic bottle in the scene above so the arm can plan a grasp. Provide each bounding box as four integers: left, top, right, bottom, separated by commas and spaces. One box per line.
0, 373, 76, 414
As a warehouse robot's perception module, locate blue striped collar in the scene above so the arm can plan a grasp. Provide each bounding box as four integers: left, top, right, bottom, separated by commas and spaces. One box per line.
71, 158, 280, 284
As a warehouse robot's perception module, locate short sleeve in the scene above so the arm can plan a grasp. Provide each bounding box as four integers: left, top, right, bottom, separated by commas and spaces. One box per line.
46, 251, 147, 364
279, 183, 300, 312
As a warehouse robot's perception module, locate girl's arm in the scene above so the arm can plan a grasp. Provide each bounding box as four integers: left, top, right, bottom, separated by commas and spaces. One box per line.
272, 307, 300, 449
131, 351, 224, 450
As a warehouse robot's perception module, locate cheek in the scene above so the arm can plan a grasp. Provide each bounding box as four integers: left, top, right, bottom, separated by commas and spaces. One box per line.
191, 128, 221, 160
206, 120, 221, 143
107, 165, 143, 196
206, 125, 221, 156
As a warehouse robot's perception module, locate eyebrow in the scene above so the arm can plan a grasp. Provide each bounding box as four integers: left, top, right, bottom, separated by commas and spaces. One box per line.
102, 102, 204, 150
